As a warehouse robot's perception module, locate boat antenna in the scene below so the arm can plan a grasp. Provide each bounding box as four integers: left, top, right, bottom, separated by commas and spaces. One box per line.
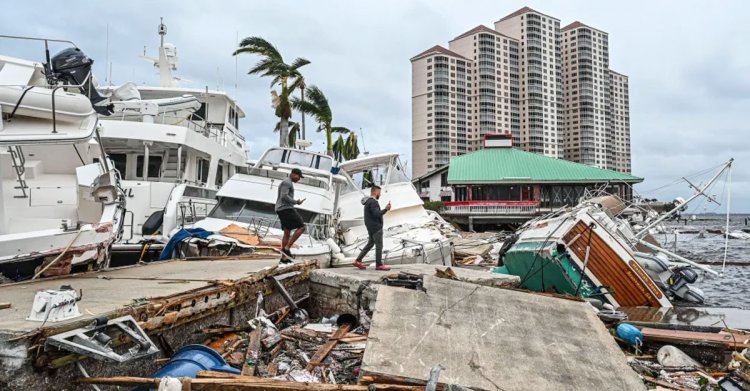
105, 24, 109, 85
157, 17, 173, 87
634, 158, 733, 240
359, 127, 368, 155
234, 31, 239, 93
721, 163, 732, 274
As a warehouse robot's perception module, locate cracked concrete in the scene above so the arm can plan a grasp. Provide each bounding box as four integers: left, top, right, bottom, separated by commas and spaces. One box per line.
361, 276, 645, 391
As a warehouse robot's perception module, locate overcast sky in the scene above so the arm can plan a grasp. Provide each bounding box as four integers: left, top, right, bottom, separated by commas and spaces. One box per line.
4, 0, 748, 212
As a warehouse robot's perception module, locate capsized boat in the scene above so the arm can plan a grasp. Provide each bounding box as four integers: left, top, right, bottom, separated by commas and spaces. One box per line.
496, 156, 733, 308
0, 37, 125, 281
332, 153, 459, 267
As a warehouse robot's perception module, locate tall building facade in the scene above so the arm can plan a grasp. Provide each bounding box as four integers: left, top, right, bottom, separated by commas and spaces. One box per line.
495, 8, 563, 158
411, 6, 632, 177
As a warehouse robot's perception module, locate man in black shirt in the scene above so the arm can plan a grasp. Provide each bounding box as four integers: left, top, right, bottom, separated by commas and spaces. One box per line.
353, 185, 391, 271
275, 168, 306, 262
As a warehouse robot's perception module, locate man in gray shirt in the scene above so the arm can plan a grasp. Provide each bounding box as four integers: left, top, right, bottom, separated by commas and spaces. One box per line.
275, 168, 306, 262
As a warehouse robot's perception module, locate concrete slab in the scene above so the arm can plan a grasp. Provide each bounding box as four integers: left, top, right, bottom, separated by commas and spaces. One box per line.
0, 258, 281, 333
361, 276, 645, 391
309, 265, 520, 316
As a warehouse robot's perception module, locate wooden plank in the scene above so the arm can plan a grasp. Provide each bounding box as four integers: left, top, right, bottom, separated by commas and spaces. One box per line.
306, 323, 351, 370
641, 327, 750, 349
242, 327, 262, 376
0, 303, 11, 310
79, 375, 424, 390
641, 375, 694, 391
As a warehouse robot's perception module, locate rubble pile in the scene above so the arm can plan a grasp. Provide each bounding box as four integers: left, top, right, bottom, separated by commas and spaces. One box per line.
614, 325, 750, 390
201, 309, 372, 385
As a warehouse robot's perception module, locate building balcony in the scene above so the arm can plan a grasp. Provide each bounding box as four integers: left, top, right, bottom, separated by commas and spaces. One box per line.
442, 201, 540, 216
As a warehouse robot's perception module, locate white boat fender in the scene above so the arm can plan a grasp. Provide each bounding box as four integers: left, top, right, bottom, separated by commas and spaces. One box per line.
326, 238, 342, 254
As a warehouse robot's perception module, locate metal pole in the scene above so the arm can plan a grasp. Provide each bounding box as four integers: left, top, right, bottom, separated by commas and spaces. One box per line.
636, 238, 718, 276
635, 159, 733, 240
143, 142, 150, 181
300, 85, 306, 142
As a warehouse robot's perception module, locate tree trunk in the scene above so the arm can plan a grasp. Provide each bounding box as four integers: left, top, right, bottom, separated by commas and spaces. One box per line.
279, 117, 289, 147
326, 125, 333, 157
300, 87, 306, 143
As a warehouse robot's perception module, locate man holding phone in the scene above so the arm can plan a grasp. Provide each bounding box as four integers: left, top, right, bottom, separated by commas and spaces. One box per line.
275, 168, 306, 262
353, 185, 392, 271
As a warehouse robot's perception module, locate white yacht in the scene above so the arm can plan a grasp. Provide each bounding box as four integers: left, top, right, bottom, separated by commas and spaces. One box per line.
80, 20, 248, 248
170, 147, 338, 263
333, 153, 459, 267
0, 36, 124, 281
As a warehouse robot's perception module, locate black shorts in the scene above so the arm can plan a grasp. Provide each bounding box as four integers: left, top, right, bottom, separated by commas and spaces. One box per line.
277, 208, 305, 230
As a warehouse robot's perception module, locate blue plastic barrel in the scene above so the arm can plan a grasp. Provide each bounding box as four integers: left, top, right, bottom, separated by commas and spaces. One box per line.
134, 345, 240, 390
616, 323, 643, 347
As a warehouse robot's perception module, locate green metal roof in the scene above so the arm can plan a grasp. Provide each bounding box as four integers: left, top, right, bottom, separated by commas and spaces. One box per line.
447, 148, 643, 184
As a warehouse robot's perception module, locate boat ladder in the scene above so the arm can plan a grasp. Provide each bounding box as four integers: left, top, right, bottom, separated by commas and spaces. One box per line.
7, 146, 28, 198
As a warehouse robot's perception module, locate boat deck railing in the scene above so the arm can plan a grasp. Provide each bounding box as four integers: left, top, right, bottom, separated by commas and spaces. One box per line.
442, 200, 540, 216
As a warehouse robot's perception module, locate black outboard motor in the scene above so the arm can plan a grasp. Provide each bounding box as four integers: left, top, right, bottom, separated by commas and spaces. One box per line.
48, 47, 111, 113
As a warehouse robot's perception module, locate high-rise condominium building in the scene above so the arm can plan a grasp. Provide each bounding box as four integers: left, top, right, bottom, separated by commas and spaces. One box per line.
411, 6, 632, 178
609, 70, 631, 173
495, 7, 563, 159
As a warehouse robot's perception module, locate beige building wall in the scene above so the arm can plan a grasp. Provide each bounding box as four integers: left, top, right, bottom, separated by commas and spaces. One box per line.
561, 22, 612, 169
449, 26, 520, 150
410, 46, 471, 177
610, 70, 631, 173
495, 8, 562, 158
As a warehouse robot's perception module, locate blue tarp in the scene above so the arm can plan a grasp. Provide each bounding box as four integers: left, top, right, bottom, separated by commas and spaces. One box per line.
159, 228, 212, 260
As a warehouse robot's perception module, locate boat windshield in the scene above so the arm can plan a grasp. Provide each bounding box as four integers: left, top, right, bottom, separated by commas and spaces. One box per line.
258, 148, 333, 171
209, 197, 323, 229
340, 156, 411, 194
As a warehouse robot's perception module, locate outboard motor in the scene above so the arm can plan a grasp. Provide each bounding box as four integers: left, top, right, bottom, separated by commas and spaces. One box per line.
48, 47, 111, 113
667, 266, 705, 304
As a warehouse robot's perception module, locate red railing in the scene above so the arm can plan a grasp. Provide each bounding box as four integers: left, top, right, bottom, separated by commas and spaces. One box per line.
442, 200, 539, 216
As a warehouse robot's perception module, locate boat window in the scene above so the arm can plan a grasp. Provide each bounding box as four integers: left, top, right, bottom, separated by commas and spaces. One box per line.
209, 198, 320, 228
136, 155, 163, 178
193, 102, 207, 121
109, 153, 127, 177
183, 186, 217, 199
215, 164, 224, 187
388, 160, 410, 184
197, 158, 210, 184
259, 149, 333, 171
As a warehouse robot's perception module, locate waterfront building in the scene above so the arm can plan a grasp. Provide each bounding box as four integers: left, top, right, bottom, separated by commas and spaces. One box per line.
413, 134, 642, 227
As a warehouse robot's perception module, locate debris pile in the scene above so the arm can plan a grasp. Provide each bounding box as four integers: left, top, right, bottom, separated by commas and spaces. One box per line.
200, 309, 372, 385
615, 323, 750, 390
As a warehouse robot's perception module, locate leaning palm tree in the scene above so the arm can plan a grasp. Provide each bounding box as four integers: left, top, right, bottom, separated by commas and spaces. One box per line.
291, 85, 350, 156
234, 37, 309, 147
332, 132, 360, 162
274, 121, 301, 147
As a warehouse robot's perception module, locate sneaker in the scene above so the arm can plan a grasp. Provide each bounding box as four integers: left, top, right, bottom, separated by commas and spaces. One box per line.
375, 265, 391, 271
353, 261, 367, 270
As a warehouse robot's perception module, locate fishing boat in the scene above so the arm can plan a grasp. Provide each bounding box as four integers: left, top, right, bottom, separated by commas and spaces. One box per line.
167, 147, 338, 263
0, 36, 125, 281
497, 160, 733, 308
332, 153, 459, 267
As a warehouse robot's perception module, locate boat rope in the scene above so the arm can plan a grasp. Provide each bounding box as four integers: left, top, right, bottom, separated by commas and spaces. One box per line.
7, 86, 35, 120
721, 163, 732, 274
573, 223, 596, 297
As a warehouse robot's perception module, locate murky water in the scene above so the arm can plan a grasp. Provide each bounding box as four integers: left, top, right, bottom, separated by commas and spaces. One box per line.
658, 214, 750, 309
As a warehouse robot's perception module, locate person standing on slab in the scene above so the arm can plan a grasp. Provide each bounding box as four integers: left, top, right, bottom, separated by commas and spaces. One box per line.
275, 168, 306, 263
353, 185, 391, 271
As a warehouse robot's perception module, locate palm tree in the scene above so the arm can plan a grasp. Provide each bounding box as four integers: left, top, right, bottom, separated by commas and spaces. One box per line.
332, 132, 360, 162
291, 85, 350, 156
234, 37, 309, 147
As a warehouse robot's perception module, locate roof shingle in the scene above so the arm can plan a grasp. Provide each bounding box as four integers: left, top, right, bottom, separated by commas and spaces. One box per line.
410, 45, 469, 62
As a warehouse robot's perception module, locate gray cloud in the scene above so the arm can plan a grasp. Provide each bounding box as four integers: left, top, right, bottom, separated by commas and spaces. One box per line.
3, 0, 748, 210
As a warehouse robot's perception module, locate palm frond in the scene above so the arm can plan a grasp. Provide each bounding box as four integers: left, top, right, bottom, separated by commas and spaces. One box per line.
234, 37, 282, 61
331, 126, 351, 134
289, 57, 311, 71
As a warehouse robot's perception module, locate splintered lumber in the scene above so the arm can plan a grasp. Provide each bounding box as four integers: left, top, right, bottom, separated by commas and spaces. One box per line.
242, 327, 262, 376
306, 323, 351, 370
641, 328, 750, 350
80, 374, 425, 390
433, 267, 458, 280
640, 375, 693, 391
